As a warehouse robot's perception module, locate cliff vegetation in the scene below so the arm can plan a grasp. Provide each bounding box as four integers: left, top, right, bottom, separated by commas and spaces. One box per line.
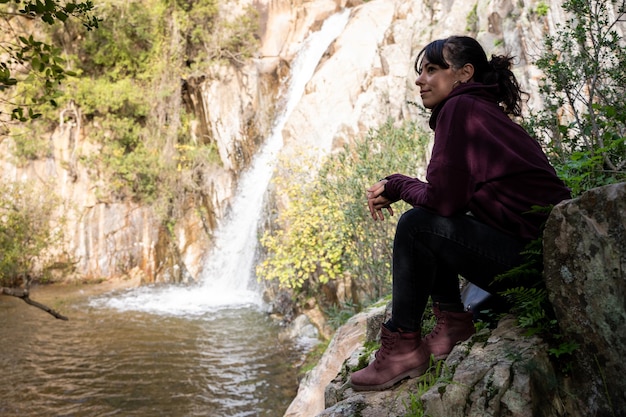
0, 0, 261, 296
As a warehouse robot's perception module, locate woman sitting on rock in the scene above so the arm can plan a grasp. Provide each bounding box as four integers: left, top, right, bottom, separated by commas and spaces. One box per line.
349, 35, 571, 391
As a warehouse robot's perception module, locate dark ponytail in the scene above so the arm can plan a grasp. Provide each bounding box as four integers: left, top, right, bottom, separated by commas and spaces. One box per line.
483, 54, 523, 116
415, 36, 525, 116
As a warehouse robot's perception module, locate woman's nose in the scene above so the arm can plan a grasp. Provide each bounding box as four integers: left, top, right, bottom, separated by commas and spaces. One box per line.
415, 73, 424, 86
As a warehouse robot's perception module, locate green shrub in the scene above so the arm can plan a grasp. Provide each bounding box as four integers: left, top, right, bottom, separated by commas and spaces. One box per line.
0, 0, 99, 126
78, 1, 156, 79
0, 180, 65, 287
466, 3, 479, 33
491, 2, 626, 370
257, 120, 429, 305
535, 2, 549, 17
98, 141, 165, 202
526, 0, 626, 196
7, 0, 260, 207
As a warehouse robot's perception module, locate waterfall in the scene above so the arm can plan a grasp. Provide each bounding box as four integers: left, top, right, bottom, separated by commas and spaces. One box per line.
93, 9, 351, 316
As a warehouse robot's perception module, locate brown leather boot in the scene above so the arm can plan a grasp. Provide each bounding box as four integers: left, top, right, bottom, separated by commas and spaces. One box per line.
423, 302, 475, 360
350, 323, 430, 391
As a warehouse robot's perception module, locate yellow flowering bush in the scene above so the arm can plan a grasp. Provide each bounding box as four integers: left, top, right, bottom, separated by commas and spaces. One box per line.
257, 120, 430, 304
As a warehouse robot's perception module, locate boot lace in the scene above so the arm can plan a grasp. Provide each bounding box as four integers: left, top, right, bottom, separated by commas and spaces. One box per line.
375, 328, 397, 361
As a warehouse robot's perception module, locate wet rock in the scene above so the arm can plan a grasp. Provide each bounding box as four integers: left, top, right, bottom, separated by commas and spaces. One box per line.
284, 314, 320, 342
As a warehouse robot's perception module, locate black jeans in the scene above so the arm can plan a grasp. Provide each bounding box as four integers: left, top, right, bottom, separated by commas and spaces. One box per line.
391, 208, 528, 332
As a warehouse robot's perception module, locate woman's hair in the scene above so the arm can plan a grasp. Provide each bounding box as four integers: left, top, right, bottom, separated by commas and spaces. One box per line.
415, 36, 524, 116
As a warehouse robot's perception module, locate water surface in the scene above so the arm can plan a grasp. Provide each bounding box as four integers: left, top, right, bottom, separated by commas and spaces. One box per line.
0, 10, 352, 417
0, 285, 301, 417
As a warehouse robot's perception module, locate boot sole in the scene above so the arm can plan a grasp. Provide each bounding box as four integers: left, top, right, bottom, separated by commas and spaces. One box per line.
349, 364, 429, 392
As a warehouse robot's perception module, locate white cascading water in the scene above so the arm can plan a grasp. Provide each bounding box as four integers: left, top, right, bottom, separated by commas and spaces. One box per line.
93, 9, 351, 316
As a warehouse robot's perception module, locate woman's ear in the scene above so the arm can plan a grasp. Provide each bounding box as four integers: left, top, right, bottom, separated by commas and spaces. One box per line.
461, 63, 475, 83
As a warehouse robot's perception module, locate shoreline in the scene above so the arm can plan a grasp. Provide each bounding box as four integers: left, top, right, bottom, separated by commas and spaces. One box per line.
17, 274, 143, 307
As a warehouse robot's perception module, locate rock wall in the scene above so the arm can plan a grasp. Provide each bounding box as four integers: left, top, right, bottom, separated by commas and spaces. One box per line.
278, 0, 561, 165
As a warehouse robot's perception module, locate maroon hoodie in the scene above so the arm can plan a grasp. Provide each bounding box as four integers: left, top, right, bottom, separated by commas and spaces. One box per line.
383, 83, 571, 240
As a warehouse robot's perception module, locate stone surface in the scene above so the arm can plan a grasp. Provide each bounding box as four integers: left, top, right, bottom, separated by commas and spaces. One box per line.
288, 183, 626, 417
310, 315, 564, 417
283, 303, 387, 417
544, 182, 626, 416
421, 318, 560, 417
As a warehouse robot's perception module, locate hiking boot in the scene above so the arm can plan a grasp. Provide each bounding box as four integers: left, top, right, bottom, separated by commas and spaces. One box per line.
423, 302, 475, 360
349, 323, 430, 391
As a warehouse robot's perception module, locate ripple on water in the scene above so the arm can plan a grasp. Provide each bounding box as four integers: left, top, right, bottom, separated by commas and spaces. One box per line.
0, 289, 303, 417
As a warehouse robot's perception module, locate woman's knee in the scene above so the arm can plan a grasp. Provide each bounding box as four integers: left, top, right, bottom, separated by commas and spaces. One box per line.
397, 207, 442, 232
396, 208, 466, 253
395, 208, 438, 247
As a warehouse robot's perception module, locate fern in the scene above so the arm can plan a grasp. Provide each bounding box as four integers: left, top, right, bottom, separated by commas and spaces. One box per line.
495, 206, 552, 287
494, 205, 580, 363
500, 287, 551, 336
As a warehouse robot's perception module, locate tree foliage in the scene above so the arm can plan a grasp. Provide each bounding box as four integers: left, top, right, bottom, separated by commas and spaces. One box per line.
0, 0, 99, 128
257, 121, 429, 306
0, 179, 70, 319
527, 0, 626, 196
2, 0, 259, 205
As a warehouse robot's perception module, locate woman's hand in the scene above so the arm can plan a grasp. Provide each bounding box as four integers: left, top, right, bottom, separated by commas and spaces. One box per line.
367, 179, 394, 221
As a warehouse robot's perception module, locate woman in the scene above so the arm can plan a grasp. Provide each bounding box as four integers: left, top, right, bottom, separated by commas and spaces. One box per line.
349, 36, 571, 391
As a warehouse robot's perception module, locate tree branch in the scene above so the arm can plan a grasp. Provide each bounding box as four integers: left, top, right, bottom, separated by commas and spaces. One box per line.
0, 287, 69, 320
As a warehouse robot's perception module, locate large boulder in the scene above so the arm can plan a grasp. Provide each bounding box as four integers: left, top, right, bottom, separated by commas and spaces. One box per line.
543, 182, 626, 416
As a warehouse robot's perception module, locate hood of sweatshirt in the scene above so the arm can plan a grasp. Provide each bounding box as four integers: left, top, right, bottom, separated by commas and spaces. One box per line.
428, 82, 500, 130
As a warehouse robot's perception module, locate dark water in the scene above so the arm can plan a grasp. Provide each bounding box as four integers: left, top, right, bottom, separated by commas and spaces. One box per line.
0, 285, 302, 417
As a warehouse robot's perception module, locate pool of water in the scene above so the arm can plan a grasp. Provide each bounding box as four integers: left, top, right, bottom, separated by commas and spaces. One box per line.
0, 285, 303, 417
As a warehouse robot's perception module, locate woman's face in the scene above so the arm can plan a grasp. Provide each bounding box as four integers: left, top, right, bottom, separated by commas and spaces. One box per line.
415, 57, 461, 109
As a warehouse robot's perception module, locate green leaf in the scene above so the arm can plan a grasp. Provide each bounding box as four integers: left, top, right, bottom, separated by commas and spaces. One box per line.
41, 12, 55, 24
54, 10, 68, 21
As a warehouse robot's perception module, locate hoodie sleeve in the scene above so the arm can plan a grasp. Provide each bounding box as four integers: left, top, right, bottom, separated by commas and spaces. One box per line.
384, 95, 477, 216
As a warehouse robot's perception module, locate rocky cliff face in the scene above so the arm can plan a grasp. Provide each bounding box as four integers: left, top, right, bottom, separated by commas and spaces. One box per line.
278, 0, 551, 162
285, 182, 626, 417
0, 0, 583, 283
